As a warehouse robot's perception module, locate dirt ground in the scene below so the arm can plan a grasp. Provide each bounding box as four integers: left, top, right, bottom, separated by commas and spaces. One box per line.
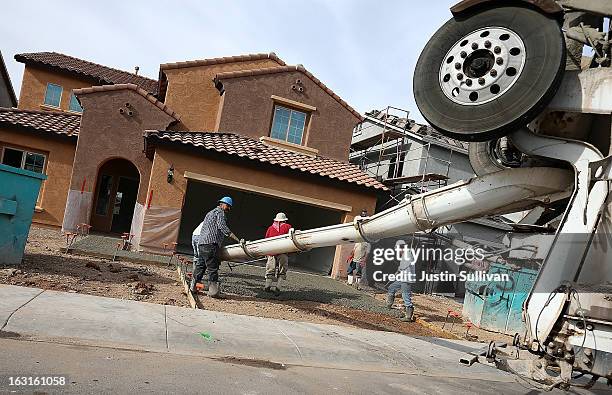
1, 227, 189, 307
0, 226, 510, 343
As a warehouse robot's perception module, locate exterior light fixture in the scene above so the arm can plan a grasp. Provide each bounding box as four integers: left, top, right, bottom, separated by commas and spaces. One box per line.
167, 164, 174, 183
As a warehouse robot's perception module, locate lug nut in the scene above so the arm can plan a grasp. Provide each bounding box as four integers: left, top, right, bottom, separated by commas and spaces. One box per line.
490, 69, 497, 77
460, 51, 467, 58
457, 73, 463, 80
478, 78, 485, 85
496, 58, 504, 65
484, 40, 491, 48
472, 43, 478, 50
494, 46, 501, 54
455, 62, 462, 70
466, 79, 473, 86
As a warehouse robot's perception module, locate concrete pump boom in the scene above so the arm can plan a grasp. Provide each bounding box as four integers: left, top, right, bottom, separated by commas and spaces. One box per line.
219, 167, 573, 262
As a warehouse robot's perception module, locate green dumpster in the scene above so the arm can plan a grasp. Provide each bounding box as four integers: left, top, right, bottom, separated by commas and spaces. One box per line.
0, 163, 47, 265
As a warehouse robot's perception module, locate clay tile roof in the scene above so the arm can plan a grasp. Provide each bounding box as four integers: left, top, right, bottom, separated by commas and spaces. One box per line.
15, 52, 158, 94
159, 52, 286, 70
0, 107, 80, 138
73, 84, 180, 121
144, 130, 387, 191
214, 65, 364, 122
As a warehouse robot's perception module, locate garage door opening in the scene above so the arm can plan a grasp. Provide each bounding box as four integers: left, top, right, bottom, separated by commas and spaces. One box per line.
178, 180, 343, 274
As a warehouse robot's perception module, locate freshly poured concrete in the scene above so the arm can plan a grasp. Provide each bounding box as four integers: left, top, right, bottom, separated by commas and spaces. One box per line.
0, 284, 512, 382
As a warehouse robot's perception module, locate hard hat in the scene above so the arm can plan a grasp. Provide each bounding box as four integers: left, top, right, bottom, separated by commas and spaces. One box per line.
274, 212, 288, 222
219, 196, 233, 206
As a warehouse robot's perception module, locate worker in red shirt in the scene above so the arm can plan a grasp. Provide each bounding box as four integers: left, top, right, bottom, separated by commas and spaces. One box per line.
264, 213, 292, 295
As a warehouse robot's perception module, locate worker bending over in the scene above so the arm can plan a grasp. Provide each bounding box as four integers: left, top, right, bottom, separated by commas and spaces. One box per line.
386, 240, 416, 322
263, 213, 292, 295
190, 196, 240, 298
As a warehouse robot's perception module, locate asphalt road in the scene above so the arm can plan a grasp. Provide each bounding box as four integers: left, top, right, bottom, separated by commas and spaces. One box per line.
1, 338, 607, 395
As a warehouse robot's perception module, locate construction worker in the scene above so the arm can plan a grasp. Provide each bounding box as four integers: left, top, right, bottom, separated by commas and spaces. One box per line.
346, 209, 370, 286
263, 213, 292, 295
386, 240, 416, 322
190, 196, 240, 298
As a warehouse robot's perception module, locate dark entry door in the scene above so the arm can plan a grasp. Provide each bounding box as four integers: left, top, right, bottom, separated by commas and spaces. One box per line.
111, 176, 139, 234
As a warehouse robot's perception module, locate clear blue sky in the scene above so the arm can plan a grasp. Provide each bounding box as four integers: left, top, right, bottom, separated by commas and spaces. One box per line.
2, 0, 457, 123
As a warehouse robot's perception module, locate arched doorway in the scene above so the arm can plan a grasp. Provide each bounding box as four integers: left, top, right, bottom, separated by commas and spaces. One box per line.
91, 158, 140, 234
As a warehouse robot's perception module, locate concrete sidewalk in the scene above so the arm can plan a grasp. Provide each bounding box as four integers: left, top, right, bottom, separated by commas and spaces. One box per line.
0, 284, 510, 382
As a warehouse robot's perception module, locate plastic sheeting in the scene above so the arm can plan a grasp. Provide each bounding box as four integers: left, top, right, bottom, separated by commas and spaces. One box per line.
62, 189, 92, 232
138, 206, 182, 254
130, 202, 145, 250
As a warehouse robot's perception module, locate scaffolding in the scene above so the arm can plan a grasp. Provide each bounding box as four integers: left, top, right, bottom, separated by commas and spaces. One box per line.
350, 106, 457, 210
351, 106, 463, 295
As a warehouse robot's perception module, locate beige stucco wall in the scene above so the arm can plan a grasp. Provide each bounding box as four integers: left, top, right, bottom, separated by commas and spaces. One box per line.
217, 71, 360, 161
162, 59, 281, 131
0, 127, 76, 227
141, 144, 377, 276
149, 145, 376, 215
17, 66, 94, 112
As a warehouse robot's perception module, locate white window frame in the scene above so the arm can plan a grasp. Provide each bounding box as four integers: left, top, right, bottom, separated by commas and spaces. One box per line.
43, 83, 63, 108
270, 105, 308, 145
1, 146, 47, 174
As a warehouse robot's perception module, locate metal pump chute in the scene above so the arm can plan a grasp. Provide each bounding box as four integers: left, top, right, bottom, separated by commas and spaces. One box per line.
220, 167, 572, 261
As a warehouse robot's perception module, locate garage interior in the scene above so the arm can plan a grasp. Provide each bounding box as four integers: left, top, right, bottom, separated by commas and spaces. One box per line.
178, 179, 343, 274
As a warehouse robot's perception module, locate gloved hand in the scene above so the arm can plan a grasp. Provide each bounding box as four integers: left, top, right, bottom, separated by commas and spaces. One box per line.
240, 238, 245, 244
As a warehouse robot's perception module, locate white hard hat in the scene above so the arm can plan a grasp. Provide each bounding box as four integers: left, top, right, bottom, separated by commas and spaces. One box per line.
274, 212, 288, 222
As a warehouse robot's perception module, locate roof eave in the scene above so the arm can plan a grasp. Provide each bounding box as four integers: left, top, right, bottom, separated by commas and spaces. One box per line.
143, 131, 386, 192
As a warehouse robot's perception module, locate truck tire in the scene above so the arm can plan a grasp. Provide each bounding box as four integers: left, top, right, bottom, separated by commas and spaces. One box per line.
469, 139, 522, 176
414, 5, 566, 142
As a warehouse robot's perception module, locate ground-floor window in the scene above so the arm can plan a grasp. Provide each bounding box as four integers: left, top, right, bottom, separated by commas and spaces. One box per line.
1, 146, 46, 174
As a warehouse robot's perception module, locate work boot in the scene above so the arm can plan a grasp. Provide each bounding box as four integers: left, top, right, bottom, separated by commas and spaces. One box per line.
400, 306, 414, 322
385, 293, 395, 309
264, 278, 274, 292
273, 278, 282, 296
207, 282, 221, 298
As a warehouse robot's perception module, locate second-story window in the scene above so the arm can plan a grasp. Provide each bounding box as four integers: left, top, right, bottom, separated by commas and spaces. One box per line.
69, 93, 83, 113
44, 83, 63, 108
270, 105, 307, 145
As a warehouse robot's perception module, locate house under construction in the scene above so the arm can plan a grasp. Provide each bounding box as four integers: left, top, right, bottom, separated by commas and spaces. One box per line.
350, 107, 512, 294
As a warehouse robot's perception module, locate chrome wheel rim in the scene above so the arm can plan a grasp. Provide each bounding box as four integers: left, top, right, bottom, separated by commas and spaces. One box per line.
439, 27, 526, 106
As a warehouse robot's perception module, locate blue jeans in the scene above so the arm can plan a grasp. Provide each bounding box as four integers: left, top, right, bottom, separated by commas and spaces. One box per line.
346, 261, 362, 276
388, 281, 413, 308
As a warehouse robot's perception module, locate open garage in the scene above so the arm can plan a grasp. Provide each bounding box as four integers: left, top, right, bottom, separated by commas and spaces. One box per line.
178, 178, 343, 274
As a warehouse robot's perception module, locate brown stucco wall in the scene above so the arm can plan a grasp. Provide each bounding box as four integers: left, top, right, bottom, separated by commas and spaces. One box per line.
17, 66, 94, 112
162, 59, 281, 131
217, 71, 360, 161
63, 89, 176, 232
0, 127, 76, 227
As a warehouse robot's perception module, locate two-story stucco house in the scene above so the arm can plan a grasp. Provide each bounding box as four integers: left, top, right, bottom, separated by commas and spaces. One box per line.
0, 51, 386, 276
